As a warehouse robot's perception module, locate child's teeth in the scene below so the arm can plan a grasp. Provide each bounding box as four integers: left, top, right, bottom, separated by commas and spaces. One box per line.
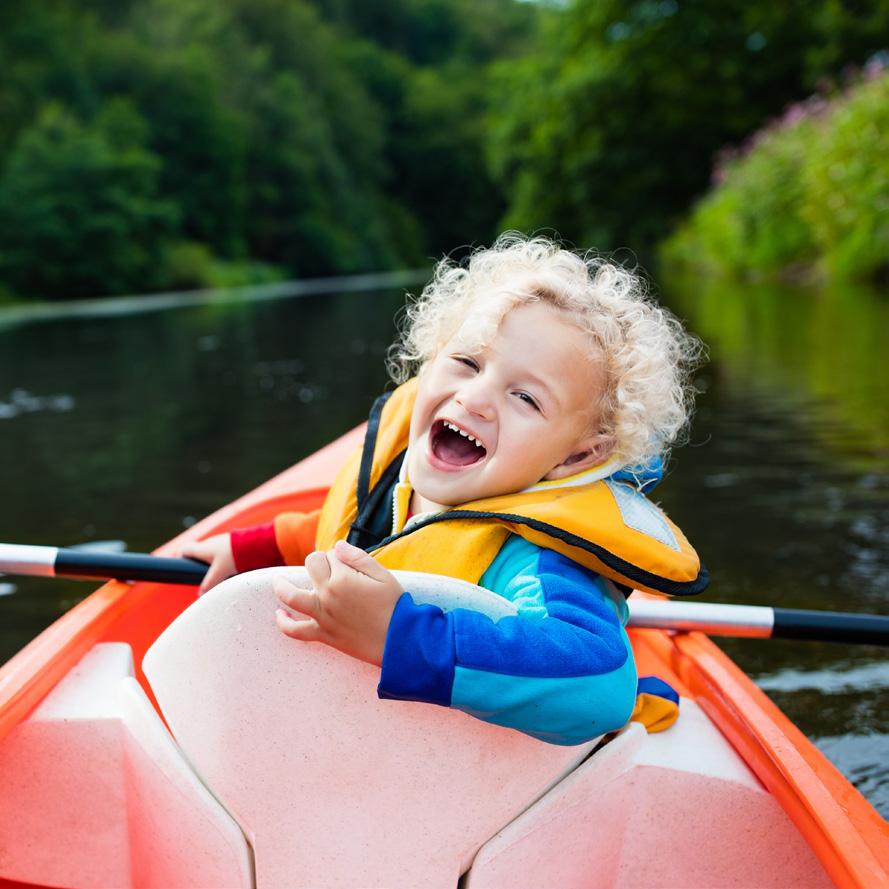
442, 420, 484, 449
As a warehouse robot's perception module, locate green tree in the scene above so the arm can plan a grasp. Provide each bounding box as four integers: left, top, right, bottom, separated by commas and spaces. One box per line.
489, 0, 889, 251
107, 0, 257, 259
0, 3, 104, 158
0, 0, 536, 298
316, 0, 539, 258
0, 101, 178, 299
313, 0, 537, 68
390, 66, 507, 255
227, 0, 399, 273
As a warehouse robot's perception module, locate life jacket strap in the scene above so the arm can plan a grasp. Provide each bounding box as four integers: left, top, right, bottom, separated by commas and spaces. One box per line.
355, 391, 393, 512
347, 450, 406, 550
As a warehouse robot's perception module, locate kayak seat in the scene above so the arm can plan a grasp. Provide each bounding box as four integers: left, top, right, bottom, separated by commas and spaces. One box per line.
464, 700, 833, 889
0, 642, 252, 889
143, 567, 598, 889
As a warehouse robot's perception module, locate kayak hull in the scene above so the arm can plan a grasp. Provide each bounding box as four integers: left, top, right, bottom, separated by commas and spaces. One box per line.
0, 426, 887, 888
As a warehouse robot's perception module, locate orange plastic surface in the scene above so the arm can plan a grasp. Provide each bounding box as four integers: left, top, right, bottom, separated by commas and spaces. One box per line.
1, 421, 887, 888
672, 630, 889, 888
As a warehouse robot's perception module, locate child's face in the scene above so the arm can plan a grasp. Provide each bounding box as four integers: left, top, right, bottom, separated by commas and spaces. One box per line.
407, 301, 613, 511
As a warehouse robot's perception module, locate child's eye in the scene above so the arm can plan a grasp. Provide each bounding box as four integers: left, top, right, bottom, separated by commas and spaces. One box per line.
515, 391, 541, 412
452, 355, 479, 371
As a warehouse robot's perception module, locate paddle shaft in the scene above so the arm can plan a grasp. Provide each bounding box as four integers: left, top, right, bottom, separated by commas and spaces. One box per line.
626, 600, 889, 646
0, 543, 207, 585
2, 544, 887, 645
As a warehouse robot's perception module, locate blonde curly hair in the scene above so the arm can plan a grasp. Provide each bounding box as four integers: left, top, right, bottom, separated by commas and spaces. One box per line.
388, 232, 704, 468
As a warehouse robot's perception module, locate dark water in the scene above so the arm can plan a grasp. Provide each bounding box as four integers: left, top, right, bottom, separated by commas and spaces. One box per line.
0, 277, 887, 817
659, 273, 889, 817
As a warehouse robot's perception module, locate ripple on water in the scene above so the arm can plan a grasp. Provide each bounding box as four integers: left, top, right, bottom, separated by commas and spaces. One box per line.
756, 662, 889, 694
0, 389, 75, 419
757, 661, 889, 817
815, 733, 889, 819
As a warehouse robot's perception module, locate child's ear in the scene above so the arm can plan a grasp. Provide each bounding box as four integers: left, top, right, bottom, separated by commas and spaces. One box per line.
543, 434, 616, 481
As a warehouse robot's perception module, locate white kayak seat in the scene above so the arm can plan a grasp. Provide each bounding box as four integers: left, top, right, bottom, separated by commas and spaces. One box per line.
464, 701, 833, 889
117, 676, 254, 888
0, 642, 252, 889
143, 567, 598, 889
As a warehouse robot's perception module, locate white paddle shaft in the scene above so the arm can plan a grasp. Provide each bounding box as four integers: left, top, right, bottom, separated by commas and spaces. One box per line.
0, 544, 58, 576
628, 600, 774, 638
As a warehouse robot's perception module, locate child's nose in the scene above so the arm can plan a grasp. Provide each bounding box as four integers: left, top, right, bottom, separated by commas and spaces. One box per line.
455, 380, 495, 419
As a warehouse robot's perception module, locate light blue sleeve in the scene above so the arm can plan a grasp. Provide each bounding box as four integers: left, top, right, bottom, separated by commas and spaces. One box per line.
379, 536, 637, 746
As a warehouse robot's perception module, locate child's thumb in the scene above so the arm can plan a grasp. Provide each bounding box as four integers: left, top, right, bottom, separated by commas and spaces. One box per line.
333, 539, 389, 581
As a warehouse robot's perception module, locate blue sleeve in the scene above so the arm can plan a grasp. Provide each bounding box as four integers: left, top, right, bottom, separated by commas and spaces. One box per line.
378, 540, 637, 745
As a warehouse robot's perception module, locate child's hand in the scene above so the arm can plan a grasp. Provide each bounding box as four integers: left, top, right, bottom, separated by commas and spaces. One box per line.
274, 539, 403, 667
180, 534, 237, 595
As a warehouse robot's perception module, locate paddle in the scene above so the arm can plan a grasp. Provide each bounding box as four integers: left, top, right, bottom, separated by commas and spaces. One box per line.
0, 543, 207, 586
627, 599, 889, 647
2, 543, 887, 646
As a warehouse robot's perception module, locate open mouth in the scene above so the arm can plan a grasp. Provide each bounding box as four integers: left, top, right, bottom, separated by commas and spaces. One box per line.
429, 419, 487, 467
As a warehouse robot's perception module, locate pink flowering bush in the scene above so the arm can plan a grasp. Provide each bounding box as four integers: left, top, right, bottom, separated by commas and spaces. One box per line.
662, 60, 889, 282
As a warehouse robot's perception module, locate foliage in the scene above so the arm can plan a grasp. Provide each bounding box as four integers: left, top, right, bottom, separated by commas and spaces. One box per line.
0, 0, 535, 300
2, 0, 886, 299
663, 67, 889, 282
488, 0, 889, 252
0, 100, 178, 299
802, 70, 889, 280
163, 242, 284, 290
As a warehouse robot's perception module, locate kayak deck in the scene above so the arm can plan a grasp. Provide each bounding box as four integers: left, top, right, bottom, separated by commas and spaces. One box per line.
0, 628, 835, 888
0, 426, 887, 888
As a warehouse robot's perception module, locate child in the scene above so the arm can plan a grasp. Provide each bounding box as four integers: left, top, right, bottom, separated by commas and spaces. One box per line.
183, 233, 707, 746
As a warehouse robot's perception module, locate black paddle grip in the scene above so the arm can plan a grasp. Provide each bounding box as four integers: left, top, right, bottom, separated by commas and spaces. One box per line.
55, 550, 209, 585
772, 607, 889, 647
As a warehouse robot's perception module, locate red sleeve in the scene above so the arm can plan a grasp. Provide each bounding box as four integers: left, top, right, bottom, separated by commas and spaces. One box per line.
230, 522, 285, 573
229, 509, 323, 572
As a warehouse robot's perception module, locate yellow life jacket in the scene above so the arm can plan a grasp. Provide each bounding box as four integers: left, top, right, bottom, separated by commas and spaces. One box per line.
316, 379, 708, 598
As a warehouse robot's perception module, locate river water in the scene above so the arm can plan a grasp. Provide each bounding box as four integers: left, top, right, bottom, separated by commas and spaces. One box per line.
0, 274, 887, 817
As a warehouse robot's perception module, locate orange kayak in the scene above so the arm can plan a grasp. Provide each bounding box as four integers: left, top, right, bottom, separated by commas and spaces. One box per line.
1, 426, 887, 889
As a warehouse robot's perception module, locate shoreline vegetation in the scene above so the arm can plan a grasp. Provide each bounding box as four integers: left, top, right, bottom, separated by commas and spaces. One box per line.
0, 270, 429, 329
0, 0, 536, 303
2, 2, 889, 302
662, 60, 889, 285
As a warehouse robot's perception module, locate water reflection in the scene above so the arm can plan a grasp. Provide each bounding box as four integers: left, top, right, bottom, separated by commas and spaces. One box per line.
757, 661, 889, 693
659, 271, 889, 815
0, 287, 404, 662
664, 273, 889, 463
817, 734, 888, 809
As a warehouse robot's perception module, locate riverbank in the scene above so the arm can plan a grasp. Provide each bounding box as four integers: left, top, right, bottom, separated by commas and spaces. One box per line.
0, 270, 429, 331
